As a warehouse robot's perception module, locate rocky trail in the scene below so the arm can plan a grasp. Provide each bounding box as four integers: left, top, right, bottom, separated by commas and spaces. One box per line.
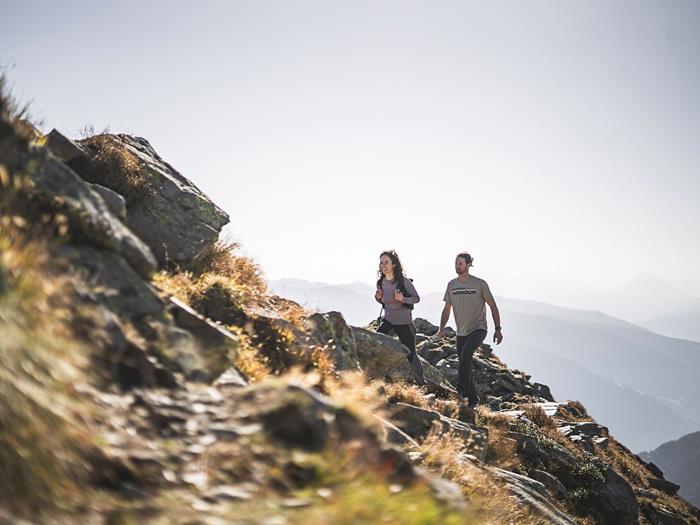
1, 97, 699, 524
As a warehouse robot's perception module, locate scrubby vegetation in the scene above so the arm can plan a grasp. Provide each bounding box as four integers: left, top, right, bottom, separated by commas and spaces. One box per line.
0, 223, 92, 516
76, 129, 150, 204
2, 78, 699, 525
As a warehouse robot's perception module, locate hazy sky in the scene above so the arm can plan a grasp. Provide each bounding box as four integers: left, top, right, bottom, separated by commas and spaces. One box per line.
3, 1, 699, 307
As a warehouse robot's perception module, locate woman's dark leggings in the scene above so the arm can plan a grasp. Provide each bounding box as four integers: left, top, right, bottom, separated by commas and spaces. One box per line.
377, 320, 425, 385
456, 329, 487, 406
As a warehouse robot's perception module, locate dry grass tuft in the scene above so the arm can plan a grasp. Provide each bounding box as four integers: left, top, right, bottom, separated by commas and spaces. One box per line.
596, 439, 649, 488
154, 240, 318, 383
524, 404, 556, 429
383, 381, 459, 419
0, 73, 41, 139
77, 130, 149, 203
566, 400, 590, 420
474, 407, 523, 471
475, 405, 512, 429
226, 325, 272, 382
418, 429, 537, 524
384, 381, 431, 409
324, 372, 387, 433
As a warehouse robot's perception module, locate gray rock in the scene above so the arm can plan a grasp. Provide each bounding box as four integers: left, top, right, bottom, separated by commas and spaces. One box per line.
90, 183, 126, 220
351, 327, 454, 392
508, 431, 550, 467
489, 467, 577, 525
214, 367, 248, 388
390, 402, 486, 459
647, 477, 681, 495
57, 245, 226, 384
25, 144, 157, 277
77, 134, 229, 267
530, 469, 568, 499
45, 128, 87, 163
305, 311, 361, 371
643, 460, 665, 479
413, 317, 438, 336
167, 297, 243, 381
416, 469, 468, 510
533, 383, 555, 402
375, 415, 419, 447
575, 421, 608, 437
419, 346, 449, 366
597, 464, 639, 524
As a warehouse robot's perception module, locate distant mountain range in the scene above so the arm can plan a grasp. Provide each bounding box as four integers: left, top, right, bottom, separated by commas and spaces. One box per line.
641, 431, 700, 508
269, 278, 700, 452
639, 300, 700, 343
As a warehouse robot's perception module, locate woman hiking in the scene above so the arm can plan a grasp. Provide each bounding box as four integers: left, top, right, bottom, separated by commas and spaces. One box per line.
374, 250, 426, 385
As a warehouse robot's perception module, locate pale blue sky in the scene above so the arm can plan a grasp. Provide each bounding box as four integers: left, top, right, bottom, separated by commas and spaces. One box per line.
3, 1, 699, 311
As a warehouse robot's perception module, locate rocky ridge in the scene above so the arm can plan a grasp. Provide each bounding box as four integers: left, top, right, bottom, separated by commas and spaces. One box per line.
1, 100, 699, 524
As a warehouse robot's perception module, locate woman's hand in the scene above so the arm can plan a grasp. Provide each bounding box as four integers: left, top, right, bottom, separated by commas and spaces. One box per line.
394, 290, 404, 303
375, 288, 383, 302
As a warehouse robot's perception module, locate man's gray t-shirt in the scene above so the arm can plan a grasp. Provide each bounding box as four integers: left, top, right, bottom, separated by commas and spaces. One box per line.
443, 275, 494, 336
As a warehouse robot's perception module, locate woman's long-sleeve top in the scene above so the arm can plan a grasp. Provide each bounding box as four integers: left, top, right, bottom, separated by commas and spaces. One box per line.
377, 277, 420, 325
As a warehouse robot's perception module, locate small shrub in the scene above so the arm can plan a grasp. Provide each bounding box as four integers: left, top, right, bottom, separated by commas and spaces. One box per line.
77, 131, 149, 204
523, 404, 556, 429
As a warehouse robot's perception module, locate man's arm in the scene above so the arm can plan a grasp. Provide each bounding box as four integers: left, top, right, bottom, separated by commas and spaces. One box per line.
485, 296, 503, 344
436, 303, 451, 338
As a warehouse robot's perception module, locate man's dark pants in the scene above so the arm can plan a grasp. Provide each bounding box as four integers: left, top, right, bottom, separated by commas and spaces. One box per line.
456, 329, 487, 406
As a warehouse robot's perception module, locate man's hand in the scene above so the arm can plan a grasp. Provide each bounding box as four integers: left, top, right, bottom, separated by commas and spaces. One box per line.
435, 328, 445, 339
375, 288, 383, 302
493, 329, 503, 345
394, 290, 404, 303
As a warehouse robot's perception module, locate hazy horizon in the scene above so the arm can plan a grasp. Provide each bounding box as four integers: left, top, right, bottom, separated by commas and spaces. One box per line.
3, 0, 699, 310
269, 271, 700, 326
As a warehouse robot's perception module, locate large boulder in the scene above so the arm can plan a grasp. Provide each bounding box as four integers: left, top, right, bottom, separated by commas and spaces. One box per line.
74, 133, 229, 267
304, 311, 361, 372
57, 245, 236, 384
21, 143, 157, 277
596, 465, 640, 524
351, 327, 455, 393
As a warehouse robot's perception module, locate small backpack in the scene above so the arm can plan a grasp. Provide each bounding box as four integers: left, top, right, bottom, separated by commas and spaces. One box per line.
377, 277, 414, 311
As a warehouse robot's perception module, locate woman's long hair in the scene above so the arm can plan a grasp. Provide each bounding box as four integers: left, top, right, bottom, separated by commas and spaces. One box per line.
376, 250, 406, 293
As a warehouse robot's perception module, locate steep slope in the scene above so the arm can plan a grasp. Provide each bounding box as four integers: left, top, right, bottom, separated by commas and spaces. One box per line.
2, 92, 699, 524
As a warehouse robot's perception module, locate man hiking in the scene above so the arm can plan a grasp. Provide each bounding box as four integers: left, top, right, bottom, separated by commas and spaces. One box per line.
436, 251, 503, 406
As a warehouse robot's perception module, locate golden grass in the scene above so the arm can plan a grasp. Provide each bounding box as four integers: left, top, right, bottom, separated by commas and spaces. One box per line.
77, 130, 149, 203
153, 240, 331, 386
0, 223, 94, 517
0, 73, 40, 138
596, 439, 649, 489
383, 381, 460, 419
324, 372, 387, 433
417, 429, 539, 524
226, 325, 272, 382
524, 404, 556, 429
567, 400, 589, 418
153, 240, 268, 319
